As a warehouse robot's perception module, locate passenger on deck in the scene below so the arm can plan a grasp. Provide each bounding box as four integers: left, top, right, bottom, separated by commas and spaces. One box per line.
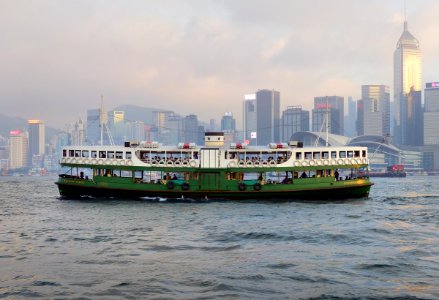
300, 172, 308, 178
172, 174, 177, 180
335, 170, 339, 181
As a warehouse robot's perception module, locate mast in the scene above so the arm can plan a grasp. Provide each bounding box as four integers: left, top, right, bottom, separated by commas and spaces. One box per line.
325, 96, 329, 147
100, 95, 104, 146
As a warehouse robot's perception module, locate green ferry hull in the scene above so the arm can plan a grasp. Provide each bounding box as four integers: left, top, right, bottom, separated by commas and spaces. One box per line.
56, 179, 372, 201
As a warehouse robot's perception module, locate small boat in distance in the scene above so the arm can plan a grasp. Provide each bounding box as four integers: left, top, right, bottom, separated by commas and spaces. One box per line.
369, 164, 406, 178
55, 132, 373, 200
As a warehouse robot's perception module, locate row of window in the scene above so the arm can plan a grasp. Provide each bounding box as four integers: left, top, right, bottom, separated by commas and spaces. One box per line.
63, 149, 132, 160
296, 150, 366, 160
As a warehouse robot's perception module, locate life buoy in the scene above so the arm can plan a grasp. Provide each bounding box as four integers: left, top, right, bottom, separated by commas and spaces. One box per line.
228, 161, 237, 168
294, 161, 301, 167
91, 159, 97, 165
302, 161, 308, 167
345, 159, 352, 165
166, 160, 174, 167
254, 183, 262, 191
71, 158, 77, 164
166, 181, 175, 190
126, 160, 133, 166
337, 159, 344, 165
238, 160, 245, 167
174, 160, 181, 166
269, 160, 276, 166
181, 182, 190, 191
150, 160, 157, 166
112, 160, 118, 165
159, 160, 166, 165
309, 160, 315, 166
189, 160, 197, 167
182, 160, 189, 167
316, 160, 323, 166
238, 182, 246, 191
352, 158, 358, 165
262, 160, 269, 167
120, 160, 126, 166
331, 159, 337, 165
246, 161, 253, 167
253, 161, 261, 167
323, 159, 329, 165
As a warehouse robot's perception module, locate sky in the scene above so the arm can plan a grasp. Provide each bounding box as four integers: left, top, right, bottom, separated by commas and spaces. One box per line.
1, 0, 439, 128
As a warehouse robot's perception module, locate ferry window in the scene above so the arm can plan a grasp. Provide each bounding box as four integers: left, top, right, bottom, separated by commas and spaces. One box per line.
82, 150, 89, 158
322, 151, 329, 159
313, 152, 321, 159
75, 150, 81, 157
108, 151, 115, 159
354, 150, 360, 157
296, 152, 302, 160
69, 150, 74, 157
126, 152, 132, 159
116, 151, 123, 159
331, 151, 337, 158
362, 150, 366, 157
304, 152, 312, 160
347, 151, 353, 158
339, 151, 346, 158
91, 151, 97, 158
62, 149, 67, 157
134, 171, 143, 179
99, 151, 106, 158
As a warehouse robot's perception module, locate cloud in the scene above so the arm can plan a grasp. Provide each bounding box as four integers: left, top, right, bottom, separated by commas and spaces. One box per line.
0, 0, 438, 129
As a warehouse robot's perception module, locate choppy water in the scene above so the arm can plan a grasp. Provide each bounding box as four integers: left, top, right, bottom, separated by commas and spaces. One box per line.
0, 176, 438, 299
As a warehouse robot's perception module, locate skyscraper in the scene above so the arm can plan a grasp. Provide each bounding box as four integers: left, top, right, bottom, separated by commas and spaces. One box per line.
255, 89, 280, 145
28, 119, 45, 166
221, 112, 236, 133
424, 82, 439, 145
281, 106, 309, 142
86, 109, 100, 145
243, 94, 256, 144
344, 96, 357, 137
394, 21, 422, 145
183, 114, 199, 143
312, 96, 344, 135
358, 85, 390, 136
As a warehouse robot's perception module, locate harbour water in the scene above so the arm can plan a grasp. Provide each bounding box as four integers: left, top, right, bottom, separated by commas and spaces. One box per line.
0, 176, 438, 299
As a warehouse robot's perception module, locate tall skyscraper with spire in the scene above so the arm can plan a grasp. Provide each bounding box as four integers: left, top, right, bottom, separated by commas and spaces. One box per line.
393, 20, 422, 145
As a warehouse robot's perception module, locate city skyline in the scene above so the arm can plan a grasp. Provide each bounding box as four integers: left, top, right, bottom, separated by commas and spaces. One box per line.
2, 1, 439, 127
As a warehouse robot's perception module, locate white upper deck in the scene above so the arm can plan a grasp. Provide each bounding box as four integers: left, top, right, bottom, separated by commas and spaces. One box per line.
60, 142, 369, 169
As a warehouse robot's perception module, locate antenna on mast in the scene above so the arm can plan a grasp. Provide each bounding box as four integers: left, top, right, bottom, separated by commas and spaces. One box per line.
100, 95, 104, 146
404, 0, 407, 31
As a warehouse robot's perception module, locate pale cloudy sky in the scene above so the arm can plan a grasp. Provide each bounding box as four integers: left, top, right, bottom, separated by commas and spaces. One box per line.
1, 0, 439, 128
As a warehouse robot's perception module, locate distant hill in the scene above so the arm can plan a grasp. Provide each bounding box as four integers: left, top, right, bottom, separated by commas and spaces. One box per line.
0, 114, 59, 142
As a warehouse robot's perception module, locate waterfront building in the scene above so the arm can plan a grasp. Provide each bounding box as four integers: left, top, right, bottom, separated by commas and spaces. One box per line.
424, 82, 439, 145
243, 94, 256, 144
255, 89, 280, 145
358, 85, 390, 136
312, 96, 344, 135
8, 130, 28, 169
281, 106, 309, 142
393, 21, 422, 145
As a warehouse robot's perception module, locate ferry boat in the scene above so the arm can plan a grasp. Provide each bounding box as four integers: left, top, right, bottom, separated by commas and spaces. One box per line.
55, 132, 373, 200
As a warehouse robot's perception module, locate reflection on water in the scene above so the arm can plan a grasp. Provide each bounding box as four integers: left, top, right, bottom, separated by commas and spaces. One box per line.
0, 176, 438, 299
